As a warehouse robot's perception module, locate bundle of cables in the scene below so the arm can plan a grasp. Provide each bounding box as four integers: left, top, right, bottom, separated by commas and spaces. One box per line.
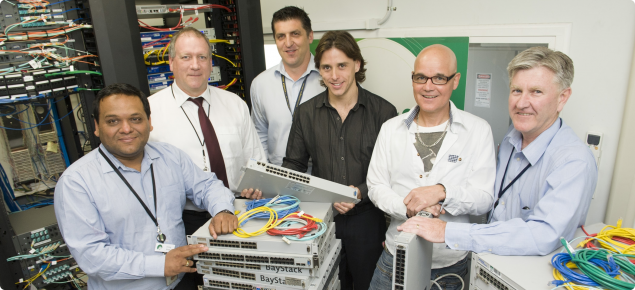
233, 195, 327, 241
267, 212, 328, 242
551, 236, 635, 290
578, 220, 635, 255
244, 195, 300, 222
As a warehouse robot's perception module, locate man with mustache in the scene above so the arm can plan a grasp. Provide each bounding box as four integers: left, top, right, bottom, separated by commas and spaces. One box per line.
55, 83, 237, 290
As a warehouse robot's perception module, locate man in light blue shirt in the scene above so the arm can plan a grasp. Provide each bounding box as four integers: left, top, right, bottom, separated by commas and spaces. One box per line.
398, 47, 597, 256
250, 6, 323, 166
54, 83, 238, 290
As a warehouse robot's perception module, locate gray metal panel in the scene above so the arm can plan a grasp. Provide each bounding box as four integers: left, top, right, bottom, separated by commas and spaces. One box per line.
469, 223, 606, 290
237, 160, 359, 204
88, 0, 150, 96
393, 232, 433, 290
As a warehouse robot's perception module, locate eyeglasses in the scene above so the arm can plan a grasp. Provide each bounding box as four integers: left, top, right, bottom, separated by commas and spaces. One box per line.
412, 73, 457, 85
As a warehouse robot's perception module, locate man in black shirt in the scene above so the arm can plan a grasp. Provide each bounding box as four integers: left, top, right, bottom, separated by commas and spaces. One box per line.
282, 30, 397, 290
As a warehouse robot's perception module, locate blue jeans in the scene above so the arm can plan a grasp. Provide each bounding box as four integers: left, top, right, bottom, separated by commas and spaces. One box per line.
368, 249, 469, 290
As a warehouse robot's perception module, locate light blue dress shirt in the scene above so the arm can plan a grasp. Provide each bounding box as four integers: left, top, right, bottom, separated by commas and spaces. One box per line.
250, 54, 324, 166
54, 142, 235, 290
445, 118, 597, 255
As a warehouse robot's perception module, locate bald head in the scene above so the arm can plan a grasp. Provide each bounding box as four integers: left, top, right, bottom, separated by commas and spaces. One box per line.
415, 44, 457, 72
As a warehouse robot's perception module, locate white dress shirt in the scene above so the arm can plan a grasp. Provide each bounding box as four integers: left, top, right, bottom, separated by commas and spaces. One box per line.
367, 101, 496, 269
149, 83, 265, 211
250, 54, 324, 165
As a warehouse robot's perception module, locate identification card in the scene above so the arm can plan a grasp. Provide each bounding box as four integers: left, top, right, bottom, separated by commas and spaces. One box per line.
154, 243, 175, 253
166, 275, 178, 286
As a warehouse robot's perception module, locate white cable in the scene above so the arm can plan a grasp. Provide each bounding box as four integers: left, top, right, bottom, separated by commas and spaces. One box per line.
377, 0, 393, 25
430, 280, 442, 290
431, 273, 464, 290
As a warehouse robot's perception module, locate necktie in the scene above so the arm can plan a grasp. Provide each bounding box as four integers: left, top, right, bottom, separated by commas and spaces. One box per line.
187, 97, 229, 188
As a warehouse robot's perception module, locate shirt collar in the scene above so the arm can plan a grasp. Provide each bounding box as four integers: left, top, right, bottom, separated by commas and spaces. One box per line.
504, 118, 562, 165
171, 82, 212, 107
316, 84, 366, 111
402, 101, 461, 131
276, 53, 319, 80
98, 143, 160, 174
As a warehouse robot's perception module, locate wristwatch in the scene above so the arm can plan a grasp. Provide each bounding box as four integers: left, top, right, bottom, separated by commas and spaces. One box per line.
216, 209, 234, 216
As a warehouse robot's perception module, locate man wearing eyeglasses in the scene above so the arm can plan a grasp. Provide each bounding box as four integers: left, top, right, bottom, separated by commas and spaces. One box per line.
367, 44, 496, 290
398, 47, 597, 257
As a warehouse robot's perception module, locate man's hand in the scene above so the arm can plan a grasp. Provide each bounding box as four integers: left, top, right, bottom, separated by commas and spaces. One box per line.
333, 202, 355, 214
403, 184, 445, 217
164, 244, 208, 277
209, 212, 238, 239
422, 204, 446, 217
397, 216, 447, 243
333, 186, 361, 214
240, 188, 263, 199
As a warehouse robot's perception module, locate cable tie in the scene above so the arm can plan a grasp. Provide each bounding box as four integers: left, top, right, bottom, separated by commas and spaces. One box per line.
298, 211, 304, 217
29, 249, 35, 254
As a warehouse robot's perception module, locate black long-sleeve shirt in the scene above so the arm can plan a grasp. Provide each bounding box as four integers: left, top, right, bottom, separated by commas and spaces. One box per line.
282, 86, 397, 212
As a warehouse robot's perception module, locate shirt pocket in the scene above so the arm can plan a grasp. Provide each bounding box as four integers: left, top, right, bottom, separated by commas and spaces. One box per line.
440, 155, 473, 186
214, 126, 242, 158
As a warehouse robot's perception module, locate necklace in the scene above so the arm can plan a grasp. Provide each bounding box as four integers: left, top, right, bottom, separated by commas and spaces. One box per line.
415, 113, 450, 164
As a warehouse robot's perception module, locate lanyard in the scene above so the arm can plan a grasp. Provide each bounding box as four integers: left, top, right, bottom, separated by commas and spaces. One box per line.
281, 74, 308, 119
98, 148, 166, 243
171, 85, 211, 171
495, 148, 531, 205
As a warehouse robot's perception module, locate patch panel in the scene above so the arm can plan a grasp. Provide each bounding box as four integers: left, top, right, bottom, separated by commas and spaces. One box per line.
238, 159, 360, 204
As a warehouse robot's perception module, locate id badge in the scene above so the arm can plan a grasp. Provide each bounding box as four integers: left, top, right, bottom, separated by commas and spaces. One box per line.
155, 243, 175, 253
166, 275, 178, 286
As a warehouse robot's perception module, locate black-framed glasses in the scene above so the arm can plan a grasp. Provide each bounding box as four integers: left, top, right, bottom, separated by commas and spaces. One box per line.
412, 73, 457, 85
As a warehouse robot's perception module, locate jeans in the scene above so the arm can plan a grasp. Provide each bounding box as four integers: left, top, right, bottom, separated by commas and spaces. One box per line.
368, 249, 469, 290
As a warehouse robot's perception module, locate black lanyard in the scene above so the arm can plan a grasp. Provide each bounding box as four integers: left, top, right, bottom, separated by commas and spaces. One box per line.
171, 85, 210, 147
493, 148, 531, 209
281, 74, 308, 119
98, 148, 166, 243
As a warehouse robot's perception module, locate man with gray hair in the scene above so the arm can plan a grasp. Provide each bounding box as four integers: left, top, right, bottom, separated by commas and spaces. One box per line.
399, 46, 598, 257
148, 27, 265, 286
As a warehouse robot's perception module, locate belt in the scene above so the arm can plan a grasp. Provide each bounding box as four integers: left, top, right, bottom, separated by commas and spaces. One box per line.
183, 209, 212, 217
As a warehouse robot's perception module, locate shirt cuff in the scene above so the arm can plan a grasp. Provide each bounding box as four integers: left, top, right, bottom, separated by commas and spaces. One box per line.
445, 222, 474, 252
441, 183, 458, 215
145, 254, 166, 277
210, 202, 234, 217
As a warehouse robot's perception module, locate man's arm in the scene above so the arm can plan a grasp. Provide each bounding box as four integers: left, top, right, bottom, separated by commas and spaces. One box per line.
250, 83, 269, 159
367, 124, 408, 221
444, 158, 597, 255
54, 175, 166, 280
441, 123, 496, 216
281, 109, 310, 173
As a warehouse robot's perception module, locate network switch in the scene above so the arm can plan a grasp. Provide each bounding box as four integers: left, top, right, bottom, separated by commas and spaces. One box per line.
198, 260, 317, 277
392, 231, 433, 290
237, 160, 360, 204
189, 199, 334, 256
203, 239, 341, 290
194, 232, 337, 270
470, 223, 606, 290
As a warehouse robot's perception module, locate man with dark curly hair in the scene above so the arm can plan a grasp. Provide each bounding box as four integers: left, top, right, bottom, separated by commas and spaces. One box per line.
282, 30, 397, 290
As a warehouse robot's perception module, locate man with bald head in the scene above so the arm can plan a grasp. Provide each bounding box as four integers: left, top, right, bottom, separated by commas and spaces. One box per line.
367, 44, 496, 289
399, 47, 597, 257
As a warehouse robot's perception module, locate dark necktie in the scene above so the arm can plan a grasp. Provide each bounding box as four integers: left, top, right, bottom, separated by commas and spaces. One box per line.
187, 97, 229, 188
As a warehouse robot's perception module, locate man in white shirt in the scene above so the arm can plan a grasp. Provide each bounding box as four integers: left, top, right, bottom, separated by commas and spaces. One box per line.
250, 6, 323, 166
367, 44, 496, 290
149, 28, 264, 233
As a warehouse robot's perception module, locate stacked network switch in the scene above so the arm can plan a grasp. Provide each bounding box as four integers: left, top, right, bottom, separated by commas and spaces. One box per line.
189, 199, 341, 290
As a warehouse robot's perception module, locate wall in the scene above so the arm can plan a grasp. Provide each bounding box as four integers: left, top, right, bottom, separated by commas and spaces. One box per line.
260, 0, 635, 224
